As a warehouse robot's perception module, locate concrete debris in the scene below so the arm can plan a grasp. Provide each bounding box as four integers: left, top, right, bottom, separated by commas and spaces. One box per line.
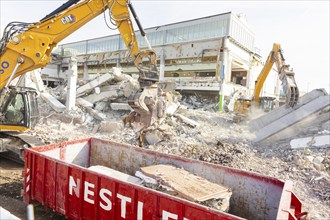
290, 135, 330, 149
250, 89, 330, 143
76, 98, 93, 108
144, 130, 163, 145
94, 101, 109, 112
47, 113, 85, 125
166, 102, 180, 115
40, 92, 66, 113
174, 113, 200, 128
249, 89, 328, 131
99, 121, 123, 133
26, 76, 330, 220
84, 90, 118, 104
85, 108, 106, 121
76, 73, 113, 96
110, 103, 132, 111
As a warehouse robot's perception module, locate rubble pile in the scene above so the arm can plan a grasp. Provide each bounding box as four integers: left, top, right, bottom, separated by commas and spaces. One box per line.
24, 70, 330, 220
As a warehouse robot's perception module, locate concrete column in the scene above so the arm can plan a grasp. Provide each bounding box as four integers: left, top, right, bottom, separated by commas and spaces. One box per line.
218, 37, 229, 112
83, 62, 89, 81
66, 57, 77, 111
159, 48, 165, 81
116, 55, 121, 68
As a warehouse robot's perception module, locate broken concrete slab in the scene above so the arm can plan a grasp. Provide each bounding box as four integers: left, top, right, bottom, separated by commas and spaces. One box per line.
94, 101, 109, 112
144, 130, 163, 145
40, 92, 66, 113
254, 94, 330, 143
166, 103, 180, 115
86, 108, 106, 121
48, 113, 85, 125
321, 120, 330, 131
76, 98, 93, 108
290, 135, 330, 149
174, 113, 199, 128
99, 121, 123, 133
262, 107, 330, 143
249, 89, 328, 131
110, 103, 132, 111
84, 90, 118, 104
76, 73, 113, 96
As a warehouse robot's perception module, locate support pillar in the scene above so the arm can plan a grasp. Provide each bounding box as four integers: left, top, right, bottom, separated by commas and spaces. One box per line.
66, 57, 77, 111
83, 62, 89, 81
218, 37, 229, 112
159, 48, 165, 81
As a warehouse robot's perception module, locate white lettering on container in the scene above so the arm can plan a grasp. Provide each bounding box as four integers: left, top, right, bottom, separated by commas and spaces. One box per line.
137, 201, 143, 220
68, 175, 192, 219
84, 181, 95, 204
162, 210, 178, 220
69, 176, 80, 197
117, 193, 132, 218
99, 188, 112, 211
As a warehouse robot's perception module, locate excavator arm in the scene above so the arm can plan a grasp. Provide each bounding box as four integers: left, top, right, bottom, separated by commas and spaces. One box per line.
0, 0, 161, 129
253, 43, 299, 108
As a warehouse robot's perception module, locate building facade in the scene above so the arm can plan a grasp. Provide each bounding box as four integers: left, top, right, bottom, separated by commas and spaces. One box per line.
44, 12, 280, 110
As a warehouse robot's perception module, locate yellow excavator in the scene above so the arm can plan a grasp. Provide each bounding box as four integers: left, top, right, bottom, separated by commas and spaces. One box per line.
0, 0, 163, 160
234, 43, 299, 115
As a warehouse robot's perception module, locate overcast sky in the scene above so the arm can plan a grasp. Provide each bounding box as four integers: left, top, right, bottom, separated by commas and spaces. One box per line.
1, 0, 329, 92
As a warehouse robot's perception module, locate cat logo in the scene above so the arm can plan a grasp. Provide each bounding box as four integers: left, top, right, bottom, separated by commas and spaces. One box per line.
61, 14, 76, 25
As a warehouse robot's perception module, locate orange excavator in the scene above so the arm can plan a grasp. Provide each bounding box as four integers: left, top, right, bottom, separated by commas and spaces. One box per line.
234, 43, 299, 115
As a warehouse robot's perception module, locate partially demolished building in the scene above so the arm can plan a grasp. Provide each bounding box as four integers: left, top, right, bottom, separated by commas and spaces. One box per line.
42, 12, 280, 110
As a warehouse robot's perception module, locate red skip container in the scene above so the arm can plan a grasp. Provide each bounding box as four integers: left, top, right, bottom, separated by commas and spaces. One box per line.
23, 138, 304, 220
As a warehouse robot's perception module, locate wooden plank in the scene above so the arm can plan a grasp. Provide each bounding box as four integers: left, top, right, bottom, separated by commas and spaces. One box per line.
140, 164, 230, 202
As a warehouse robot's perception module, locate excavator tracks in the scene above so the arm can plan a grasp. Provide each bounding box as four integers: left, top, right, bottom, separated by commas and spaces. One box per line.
0, 132, 44, 164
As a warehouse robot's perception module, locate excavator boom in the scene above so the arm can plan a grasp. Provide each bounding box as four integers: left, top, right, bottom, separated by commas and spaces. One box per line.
0, 0, 162, 131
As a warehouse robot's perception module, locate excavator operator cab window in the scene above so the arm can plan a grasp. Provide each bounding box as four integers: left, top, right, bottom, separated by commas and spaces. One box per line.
1, 93, 26, 125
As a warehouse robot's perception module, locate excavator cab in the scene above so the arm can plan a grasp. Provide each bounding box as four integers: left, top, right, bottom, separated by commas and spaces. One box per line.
0, 87, 39, 131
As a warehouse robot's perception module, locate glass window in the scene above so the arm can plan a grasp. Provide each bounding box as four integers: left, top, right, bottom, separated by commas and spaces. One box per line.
1, 93, 25, 125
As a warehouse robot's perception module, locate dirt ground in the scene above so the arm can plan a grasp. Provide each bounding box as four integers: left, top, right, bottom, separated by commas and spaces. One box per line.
0, 157, 66, 219
1, 98, 329, 219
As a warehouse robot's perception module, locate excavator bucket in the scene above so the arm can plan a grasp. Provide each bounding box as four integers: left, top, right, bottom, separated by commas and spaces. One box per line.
125, 84, 167, 130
